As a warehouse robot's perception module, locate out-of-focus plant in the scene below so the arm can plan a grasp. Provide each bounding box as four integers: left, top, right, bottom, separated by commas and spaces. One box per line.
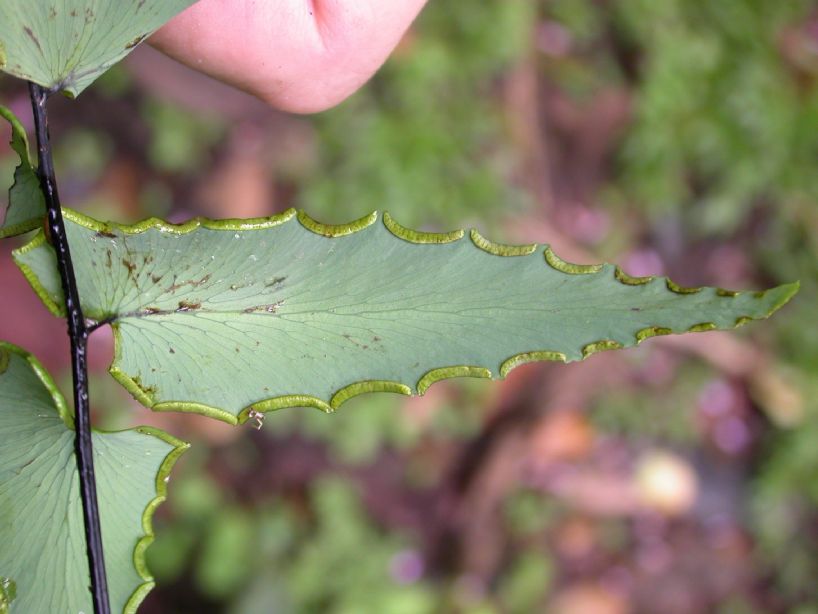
0, 2, 808, 614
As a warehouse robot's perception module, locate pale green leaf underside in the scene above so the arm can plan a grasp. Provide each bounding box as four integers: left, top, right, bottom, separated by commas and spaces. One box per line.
13, 209, 798, 425
0, 106, 44, 238
0, 0, 195, 96
0, 342, 188, 614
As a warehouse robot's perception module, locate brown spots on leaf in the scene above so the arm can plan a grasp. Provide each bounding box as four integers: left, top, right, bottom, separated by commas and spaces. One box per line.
23, 27, 42, 53
176, 300, 201, 312
105, 249, 112, 269
95, 229, 116, 239
341, 333, 373, 349
48, 7, 57, 19
264, 276, 287, 288
151, 274, 162, 284
169, 347, 175, 354
242, 301, 282, 314
142, 306, 162, 315
122, 258, 138, 283
167, 273, 211, 293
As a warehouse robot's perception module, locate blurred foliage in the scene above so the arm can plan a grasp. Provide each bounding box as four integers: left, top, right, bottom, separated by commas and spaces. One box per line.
142, 98, 225, 175
149, 465, 440, 613
613, 0, 818, 234
588, 358, 705, 446
2, 0, 817, 612
296, 0, 535, 228
261, 379, 490, 466
750, 377, 818, 603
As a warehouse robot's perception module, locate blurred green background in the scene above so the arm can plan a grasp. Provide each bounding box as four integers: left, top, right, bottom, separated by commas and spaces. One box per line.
1, 1, 817, 612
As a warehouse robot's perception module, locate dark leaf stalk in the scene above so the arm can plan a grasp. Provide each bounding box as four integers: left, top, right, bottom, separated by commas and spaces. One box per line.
28, 83, 111, 614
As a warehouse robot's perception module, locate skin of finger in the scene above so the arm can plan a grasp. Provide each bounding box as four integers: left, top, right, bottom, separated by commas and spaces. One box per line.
149, 0, 428, 113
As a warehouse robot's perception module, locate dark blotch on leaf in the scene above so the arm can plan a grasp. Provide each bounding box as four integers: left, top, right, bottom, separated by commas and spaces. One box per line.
122, 259, 137, 282
168, 273, 211, 292
265, 276, 287, 287
23, 27, 43, 53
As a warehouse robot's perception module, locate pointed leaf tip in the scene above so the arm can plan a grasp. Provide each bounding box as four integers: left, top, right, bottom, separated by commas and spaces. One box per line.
765, 281, 800, 314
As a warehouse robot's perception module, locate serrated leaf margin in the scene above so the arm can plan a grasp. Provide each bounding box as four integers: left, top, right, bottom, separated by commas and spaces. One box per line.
383, 211, 464, 244
122, 424, 189, 614
12, 209, 800, 426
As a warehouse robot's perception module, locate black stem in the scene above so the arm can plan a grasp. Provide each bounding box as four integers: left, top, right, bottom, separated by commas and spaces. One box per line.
29, 83, 111, 614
